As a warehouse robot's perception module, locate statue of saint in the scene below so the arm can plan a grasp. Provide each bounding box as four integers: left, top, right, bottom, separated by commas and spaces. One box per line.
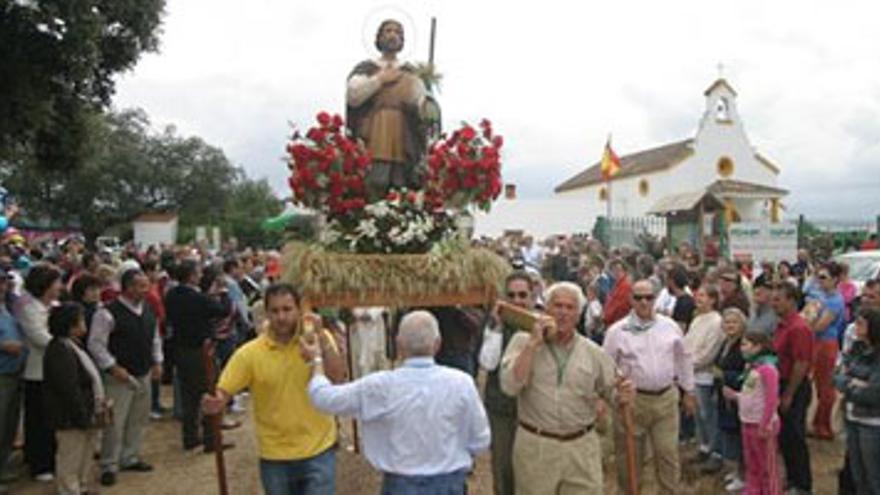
346, 19, 433, 199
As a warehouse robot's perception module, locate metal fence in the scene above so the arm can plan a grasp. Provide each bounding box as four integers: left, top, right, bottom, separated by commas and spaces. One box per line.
594, 216, 667, 249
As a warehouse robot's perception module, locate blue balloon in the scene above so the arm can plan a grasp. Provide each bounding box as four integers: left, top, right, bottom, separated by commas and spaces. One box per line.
0, 216, 7, 233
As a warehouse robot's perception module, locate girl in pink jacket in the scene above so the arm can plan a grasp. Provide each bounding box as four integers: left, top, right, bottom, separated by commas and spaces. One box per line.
723, 330, 781, 495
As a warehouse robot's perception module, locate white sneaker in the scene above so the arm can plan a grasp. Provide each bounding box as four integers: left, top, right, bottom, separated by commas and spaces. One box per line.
34, 473, 54, 483
725, 476, 745, 492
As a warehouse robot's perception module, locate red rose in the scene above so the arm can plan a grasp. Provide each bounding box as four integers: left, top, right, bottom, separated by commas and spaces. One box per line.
406, 191, 417, 203
306, 128, 326, 142
386, 191, 399, 202
492, 135, 504, 149
356, 153, 371, 169
479, 118, 492, 129
456, 142, 470, 157
350, 198, 366, 210
316, 112, 331, 127
460, 126, 476, 141
342, 157, 354, 174
332, 114, 344, 129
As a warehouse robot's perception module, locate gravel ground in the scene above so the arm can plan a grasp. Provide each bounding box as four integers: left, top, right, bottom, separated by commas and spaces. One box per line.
9, 384, 844, 494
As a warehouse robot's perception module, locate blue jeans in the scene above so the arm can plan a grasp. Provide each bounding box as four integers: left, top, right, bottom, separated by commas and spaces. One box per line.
846, 421, 880, 495
381, 469, 468, 495
259, 448, 336, 495
695, 384, 720, 454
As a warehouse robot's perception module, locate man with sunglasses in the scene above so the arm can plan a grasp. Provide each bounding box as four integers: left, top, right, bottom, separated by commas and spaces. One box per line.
478, 271, 534, 495
500, 282, 634, 494
603, 280, 696, 495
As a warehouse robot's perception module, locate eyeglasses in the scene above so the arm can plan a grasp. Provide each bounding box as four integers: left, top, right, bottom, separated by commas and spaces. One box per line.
633, 294, 655, 302
507, 291, 529, 299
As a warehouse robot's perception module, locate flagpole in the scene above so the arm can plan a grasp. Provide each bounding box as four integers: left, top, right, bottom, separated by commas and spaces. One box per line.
606, 133, 613, 220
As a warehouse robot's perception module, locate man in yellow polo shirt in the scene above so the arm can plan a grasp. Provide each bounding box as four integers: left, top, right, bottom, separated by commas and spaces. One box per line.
202, 283, 345, 495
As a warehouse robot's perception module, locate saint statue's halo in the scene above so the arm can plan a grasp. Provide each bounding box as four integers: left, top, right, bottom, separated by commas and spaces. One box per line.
361, 5, 419, 61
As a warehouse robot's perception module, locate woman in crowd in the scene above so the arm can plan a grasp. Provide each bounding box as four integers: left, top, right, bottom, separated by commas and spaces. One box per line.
44, 303, 105, 495
685, 284, 725, 473
836, 308, 880, 494
809, 261, 847, 440
13, 263, 63, 481
715, 307, 748, 492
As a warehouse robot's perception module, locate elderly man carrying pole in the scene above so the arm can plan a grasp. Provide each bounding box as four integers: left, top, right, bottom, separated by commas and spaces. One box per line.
500, 281, 635, 494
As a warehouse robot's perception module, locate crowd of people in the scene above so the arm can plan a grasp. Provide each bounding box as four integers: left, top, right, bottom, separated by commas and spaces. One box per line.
471, 235, 879, 495
0, 237, 283, 494
0, 230, 877, 495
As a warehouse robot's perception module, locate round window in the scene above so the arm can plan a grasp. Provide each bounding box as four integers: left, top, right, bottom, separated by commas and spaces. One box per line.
717, 157, 735, 177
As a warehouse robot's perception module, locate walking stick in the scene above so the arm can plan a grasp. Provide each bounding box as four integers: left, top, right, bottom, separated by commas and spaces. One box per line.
202, 341, 229, 495
620, 399, 639, 495
617, 361, 639, 495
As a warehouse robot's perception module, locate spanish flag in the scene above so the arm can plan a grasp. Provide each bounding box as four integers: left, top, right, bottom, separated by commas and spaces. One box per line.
600, 138, 621, 181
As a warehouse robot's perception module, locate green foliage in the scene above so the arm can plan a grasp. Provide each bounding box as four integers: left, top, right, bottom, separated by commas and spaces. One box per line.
0, 108, 282, 246
0, 0, 166, 170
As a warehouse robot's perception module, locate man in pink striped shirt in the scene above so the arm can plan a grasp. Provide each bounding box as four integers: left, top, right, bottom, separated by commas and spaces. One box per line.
603, 279, 696, 494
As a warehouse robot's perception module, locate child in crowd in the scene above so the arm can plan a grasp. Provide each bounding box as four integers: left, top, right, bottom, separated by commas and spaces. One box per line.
723, 330, 781, 495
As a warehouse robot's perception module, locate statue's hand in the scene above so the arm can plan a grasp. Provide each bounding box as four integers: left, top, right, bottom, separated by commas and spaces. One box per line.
379, 67, 402, 85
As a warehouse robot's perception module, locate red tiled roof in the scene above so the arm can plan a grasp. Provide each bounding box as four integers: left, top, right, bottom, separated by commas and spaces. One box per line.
555, 139, 694, 193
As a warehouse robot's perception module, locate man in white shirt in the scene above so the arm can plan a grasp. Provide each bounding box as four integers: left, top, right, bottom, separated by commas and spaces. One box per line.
304, 310, 490, 494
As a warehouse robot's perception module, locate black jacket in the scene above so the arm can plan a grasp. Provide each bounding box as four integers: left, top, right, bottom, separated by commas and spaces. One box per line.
43, 337, 95, 430
164, 285, 227, 348
837, 342, 880, 420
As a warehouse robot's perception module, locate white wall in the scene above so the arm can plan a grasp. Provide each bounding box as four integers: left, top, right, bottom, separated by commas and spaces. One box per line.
134, 220, 178, 248
472, 197, 596, 238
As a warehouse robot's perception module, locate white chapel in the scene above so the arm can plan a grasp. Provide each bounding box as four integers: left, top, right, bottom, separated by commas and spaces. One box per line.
554, 77, 788, 225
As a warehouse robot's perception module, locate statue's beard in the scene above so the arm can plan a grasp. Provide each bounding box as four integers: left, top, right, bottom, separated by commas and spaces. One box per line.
379, 38, 403, 55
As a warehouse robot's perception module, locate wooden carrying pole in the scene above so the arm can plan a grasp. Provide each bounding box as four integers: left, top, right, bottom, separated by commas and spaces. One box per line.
620, 400, 638, 495
202, 341, 229, 495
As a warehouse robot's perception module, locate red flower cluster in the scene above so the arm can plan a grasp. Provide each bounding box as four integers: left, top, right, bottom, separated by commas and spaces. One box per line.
425, 119, 503, 211
287, 112, 371, 217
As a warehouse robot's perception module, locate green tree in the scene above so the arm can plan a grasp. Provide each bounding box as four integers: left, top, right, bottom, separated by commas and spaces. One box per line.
0, 108, 264, 243
0, 0, 166, 170
221, 179, 284, 248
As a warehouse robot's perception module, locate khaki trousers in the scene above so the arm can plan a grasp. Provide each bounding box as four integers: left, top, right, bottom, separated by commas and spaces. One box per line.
100, 373, 151, 472
56, 428, 98, 495
513, 425, 602, 495
614, 387, 681, 495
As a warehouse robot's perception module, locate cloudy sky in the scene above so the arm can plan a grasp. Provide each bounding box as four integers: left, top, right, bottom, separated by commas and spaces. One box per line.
115, 0, 880, 221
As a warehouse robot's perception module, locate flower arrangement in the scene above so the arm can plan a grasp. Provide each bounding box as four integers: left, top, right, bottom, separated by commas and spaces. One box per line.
286, 112, 371, 217
285, 113, 503, 254
425, 119, 503, 212
320, 189, 454, 254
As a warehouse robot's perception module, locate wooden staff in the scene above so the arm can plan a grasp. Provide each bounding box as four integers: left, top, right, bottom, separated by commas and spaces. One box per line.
202, 341, 229, 495
617, 362, 638, 495
620, 397, 638, 495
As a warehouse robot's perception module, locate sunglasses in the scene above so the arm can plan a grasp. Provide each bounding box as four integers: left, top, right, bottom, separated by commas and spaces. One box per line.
633, 294, 655, 302
507, 291, 530, 299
